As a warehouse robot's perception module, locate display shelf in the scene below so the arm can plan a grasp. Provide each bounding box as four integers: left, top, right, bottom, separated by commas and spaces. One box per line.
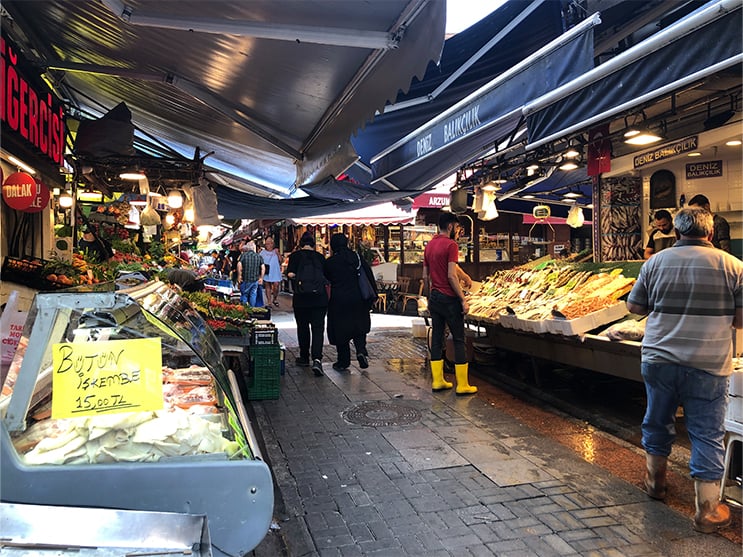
0, 282, 274, 556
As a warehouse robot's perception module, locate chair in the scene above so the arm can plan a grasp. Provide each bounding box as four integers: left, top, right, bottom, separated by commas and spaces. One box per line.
373, 293, 387, 313
398, 277, 424, 314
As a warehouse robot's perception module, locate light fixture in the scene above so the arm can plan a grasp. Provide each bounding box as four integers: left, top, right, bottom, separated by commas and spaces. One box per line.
687, 152, 702, 157
58, 191, 73, 208
167, 189, 183, 208
564, 147, 580, 159
526, 164, 540, 177
559, 161, 579, 171
52, 187, 61, 196
481, 183, 500, 192
623, 127, 663, 145
164, 213, 176, 226
586, 203, 594, 209
184, 207, 195, 222
726, 139, 742, 146
522, 194, 535, 199
562, 190, 581, 199
120, 171, 146, 181
77, 190, 104, 202
7, 155, 36, 175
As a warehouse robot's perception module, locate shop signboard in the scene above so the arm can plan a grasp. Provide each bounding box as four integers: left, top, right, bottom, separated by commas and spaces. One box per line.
2, 171, 36, 210
686, 160, 723, 179
1, 36, 66, 166
633, 136, 698, 169
412, 192, 450, 209
24, 180, 51, 213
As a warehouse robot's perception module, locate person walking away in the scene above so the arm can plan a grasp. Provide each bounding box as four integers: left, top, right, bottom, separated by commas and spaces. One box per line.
643, 209, 676, 259
626, 207, 742, 533
688, 194, 731, 253
324, 233, 377, 372
286, 232, 328, 376
423, 212, 477, 395
260, 237, 282, 308
237, 241, 265, 307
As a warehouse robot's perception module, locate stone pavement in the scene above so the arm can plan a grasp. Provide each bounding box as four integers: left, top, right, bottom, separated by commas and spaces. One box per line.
248, 301, 741, 556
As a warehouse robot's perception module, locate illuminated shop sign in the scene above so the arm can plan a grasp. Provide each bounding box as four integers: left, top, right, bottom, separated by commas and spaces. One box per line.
1, 36, 66, 166
686, 160, 723, 180
633, 136, 698, 169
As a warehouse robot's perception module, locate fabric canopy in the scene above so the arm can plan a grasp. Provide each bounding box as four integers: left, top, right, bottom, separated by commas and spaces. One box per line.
524, 0, 742, 148
288, 202, 416, 226
368, 14, 600, 193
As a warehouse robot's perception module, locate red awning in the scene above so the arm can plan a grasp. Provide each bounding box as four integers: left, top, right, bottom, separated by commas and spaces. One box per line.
289, 202, 417, 226
412, 192, 450, 209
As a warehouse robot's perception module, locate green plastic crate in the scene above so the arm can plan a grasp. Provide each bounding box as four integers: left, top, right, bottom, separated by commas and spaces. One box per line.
246, 345, 282, 400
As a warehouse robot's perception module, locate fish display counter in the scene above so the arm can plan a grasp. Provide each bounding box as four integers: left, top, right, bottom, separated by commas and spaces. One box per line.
0, 281, 273, 556
463, 260, 645, 382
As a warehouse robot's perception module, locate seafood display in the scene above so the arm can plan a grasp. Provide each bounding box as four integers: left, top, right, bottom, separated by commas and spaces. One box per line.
466, 261, 638, 335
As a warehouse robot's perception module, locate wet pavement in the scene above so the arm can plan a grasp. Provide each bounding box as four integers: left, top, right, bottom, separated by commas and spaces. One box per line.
248, 294, 741, 556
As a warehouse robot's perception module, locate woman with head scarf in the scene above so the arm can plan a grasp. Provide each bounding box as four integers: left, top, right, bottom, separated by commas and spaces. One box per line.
323, 233, 378, 371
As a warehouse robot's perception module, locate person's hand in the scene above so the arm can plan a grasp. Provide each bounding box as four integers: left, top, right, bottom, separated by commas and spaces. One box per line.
461, 298, 469, 314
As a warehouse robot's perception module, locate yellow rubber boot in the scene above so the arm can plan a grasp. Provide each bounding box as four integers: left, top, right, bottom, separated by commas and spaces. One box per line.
430, 360, 453, 391
455, 363, 477, 395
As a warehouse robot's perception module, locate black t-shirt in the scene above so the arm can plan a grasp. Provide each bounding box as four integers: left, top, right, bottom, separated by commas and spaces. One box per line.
78, 235, 112, 262
286, 249, 328, 308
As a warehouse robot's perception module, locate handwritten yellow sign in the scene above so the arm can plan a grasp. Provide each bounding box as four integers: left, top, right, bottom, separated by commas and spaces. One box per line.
51, 338, 163, 419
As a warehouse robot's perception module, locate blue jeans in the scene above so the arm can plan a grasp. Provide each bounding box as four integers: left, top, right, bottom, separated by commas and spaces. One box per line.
240, 281, 263, 307
641, 362, 729, 481
428, 289, 466, 364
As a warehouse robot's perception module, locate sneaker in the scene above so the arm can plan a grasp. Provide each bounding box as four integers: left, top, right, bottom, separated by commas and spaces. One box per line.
332, 361, 349, 372
295, 357, 310, 366
311, 359, 324, 376
357, 353, 369, 369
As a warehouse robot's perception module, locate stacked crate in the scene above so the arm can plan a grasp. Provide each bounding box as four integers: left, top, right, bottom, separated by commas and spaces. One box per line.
246, 325, 282, 400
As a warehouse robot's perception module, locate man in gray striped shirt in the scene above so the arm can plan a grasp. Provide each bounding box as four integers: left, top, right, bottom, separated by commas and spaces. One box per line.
627, 207, 742, 534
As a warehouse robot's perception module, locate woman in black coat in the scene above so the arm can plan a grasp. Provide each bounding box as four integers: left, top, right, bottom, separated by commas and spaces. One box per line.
324, 233, 378, 371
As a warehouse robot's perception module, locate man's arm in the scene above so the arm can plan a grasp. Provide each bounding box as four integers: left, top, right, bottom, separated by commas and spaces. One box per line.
455, 265, 472, 289
448, 261, 469, 314
733, 306, 742, 329
626, 301, 648, 316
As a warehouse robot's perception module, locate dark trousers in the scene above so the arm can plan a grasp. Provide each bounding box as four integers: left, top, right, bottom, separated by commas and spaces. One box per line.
336, 335, 368, 368
428, 290, 466, 364
294, 306, 326, 361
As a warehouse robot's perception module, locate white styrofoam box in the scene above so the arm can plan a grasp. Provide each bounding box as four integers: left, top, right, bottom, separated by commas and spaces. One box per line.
727, 395, 743, 423
730, 368, 743, 397
498, 314, 519, 330
411, 318, 427, 338
545, 302, 628, 337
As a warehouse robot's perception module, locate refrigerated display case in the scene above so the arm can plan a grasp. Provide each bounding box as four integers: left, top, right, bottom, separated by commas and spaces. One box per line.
0, 281, 273, 556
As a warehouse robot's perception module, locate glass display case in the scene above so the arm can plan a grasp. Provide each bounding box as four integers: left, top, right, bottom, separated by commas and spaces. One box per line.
0, 281, 273, 556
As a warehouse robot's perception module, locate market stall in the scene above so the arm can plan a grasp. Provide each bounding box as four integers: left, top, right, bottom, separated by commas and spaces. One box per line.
464, 259, 645, 382
0, 281, 274, 556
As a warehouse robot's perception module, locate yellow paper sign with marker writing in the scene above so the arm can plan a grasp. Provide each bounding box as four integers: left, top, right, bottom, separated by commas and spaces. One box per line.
51, 338, 163, 419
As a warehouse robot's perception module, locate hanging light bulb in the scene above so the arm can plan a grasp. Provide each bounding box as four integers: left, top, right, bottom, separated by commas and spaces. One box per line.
58, 191, 73, 208
165, 213, 176, 226
167, 189, 183, 208
184, 206, 195, 222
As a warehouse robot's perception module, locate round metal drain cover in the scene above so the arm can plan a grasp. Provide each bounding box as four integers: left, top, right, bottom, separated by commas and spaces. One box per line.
343, 401, 421, 427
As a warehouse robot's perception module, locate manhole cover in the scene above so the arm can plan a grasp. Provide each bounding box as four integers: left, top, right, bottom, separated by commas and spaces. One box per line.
343, 400, 422, 427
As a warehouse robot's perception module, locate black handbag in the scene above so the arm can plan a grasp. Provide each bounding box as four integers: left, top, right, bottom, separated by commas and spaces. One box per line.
356, 254, 376, 303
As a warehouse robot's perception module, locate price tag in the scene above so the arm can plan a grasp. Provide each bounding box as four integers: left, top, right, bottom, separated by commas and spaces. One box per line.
51, 338, 163, 419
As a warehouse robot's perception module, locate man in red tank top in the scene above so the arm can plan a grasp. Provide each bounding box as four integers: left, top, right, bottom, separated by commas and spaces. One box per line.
423, 212, 477, 395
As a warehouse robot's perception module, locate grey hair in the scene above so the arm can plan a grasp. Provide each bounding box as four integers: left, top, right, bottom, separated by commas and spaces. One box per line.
673, 207, 713, 238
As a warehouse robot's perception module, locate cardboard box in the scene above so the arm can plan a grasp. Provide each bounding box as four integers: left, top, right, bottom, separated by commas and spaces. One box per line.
412, 318, 428, 338
545, 302, 628, 337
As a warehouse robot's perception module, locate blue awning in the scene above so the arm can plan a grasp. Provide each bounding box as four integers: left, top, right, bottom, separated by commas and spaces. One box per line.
368, 14, 600, 193
524, 0, 742, 149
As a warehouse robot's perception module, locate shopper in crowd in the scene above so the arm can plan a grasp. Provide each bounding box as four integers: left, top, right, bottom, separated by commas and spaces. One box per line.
627, 207, 742, 534
423, 212, 477, 395
166, 267, 204, 292
643, 209, 676, 259
324, 233, 377, 372
236, 241, 265, 307
212, 249, 231, 277
78, 224, 114, 263
259, 236, 282, 308
286, 232, 328, 376
688, 194, 731, 253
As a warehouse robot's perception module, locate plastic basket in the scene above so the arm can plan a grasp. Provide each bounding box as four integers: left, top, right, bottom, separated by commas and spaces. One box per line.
246, 344, 282, 400
250, 326, 278, 346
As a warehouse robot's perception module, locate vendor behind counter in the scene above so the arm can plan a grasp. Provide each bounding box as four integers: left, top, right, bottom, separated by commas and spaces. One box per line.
166, 268, 205, 292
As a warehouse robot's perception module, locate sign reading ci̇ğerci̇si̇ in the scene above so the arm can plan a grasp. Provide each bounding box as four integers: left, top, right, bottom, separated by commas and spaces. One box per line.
51, 338, 163, 419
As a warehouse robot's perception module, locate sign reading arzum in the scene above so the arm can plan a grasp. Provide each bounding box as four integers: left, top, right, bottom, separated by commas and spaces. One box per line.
633, 136, 698, 169
51, 338, 164, 419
